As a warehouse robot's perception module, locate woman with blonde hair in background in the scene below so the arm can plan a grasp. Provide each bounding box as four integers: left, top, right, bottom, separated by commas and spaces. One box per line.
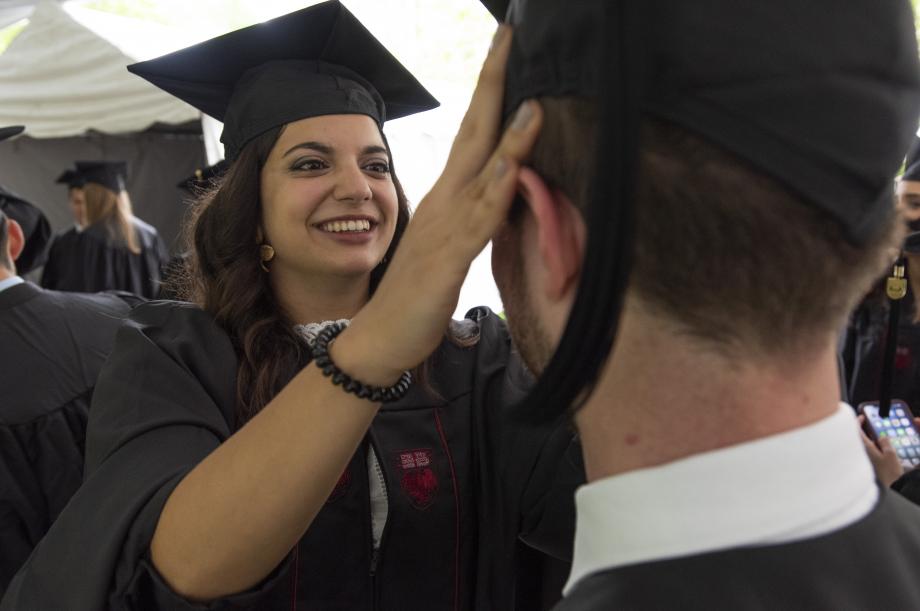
41, 160, 168, 297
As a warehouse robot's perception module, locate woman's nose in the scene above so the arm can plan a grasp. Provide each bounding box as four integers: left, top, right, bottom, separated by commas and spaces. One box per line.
333, 164, 372, 203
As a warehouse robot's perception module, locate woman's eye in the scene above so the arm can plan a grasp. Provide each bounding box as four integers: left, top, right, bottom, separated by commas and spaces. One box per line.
364, 161, 391, 175
292, 158, 328, 172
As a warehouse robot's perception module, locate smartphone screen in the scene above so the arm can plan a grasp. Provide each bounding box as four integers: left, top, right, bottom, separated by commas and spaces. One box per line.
860, 401, 920, 469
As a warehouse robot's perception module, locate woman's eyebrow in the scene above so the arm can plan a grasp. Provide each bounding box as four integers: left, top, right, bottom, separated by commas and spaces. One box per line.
282, 142, 388, 157
283, 141, 333, 157
362, 145, 388, 156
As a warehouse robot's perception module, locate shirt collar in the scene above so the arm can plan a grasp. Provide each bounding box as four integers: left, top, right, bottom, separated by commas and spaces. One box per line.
0, 276, 24, 294
565, 403, 878, 594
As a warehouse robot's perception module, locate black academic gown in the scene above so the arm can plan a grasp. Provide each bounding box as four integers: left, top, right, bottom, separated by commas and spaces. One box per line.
1, 302, 583, 611
554, 487, 920, 610
41, 218, 169, 299
0, 282, 132, 597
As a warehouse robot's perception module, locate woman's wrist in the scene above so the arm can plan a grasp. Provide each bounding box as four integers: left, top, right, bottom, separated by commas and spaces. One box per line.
326, 322, 406, 389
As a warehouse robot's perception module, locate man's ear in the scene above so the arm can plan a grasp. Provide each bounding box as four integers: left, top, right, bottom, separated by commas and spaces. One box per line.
6, 218, 25, 264
517, 167, 585, 300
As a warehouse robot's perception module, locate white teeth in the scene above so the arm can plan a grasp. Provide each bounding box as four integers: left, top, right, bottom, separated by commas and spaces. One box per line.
320, 219, 372, 233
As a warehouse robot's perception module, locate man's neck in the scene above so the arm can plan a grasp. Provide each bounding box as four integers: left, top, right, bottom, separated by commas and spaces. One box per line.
0, 266, 14, 282
575, 298, 841, 482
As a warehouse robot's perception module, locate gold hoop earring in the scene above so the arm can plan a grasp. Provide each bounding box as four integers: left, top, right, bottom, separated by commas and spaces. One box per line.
260, 244, 275, 272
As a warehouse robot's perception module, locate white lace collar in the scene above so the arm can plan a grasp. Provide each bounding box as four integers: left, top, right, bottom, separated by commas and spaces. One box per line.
294, 319, 350, 347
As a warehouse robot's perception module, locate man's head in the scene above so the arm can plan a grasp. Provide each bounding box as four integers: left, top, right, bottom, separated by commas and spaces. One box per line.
491, 0, 920, 387
0, 211, 26, 275
494, 99, 901, 375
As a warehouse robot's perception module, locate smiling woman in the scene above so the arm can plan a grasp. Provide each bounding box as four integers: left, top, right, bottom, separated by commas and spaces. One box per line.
0, 2, 583, 610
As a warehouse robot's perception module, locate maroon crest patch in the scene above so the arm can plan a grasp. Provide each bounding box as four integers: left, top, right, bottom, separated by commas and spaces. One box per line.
396, 449, 438, 510
326, 467, 351, 504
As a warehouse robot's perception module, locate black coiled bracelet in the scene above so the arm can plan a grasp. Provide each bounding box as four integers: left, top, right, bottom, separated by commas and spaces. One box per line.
312, 321, 413, 403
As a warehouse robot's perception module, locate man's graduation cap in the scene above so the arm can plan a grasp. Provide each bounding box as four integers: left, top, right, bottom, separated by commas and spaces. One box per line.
481, 0, 510, 21
176, 161, 229, 194
127, 0, 439, 162
503, 0, 920, 417
55, 169, 85, 189
75, 161, 127, 193
0, 126, 23, 142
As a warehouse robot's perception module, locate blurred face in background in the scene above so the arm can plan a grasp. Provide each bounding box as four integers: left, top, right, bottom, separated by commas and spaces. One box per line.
68, 187, 86, 228
897, 179, 920, 229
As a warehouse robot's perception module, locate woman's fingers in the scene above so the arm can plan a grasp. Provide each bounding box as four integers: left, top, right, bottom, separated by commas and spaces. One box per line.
462, 100, 543, 250
443, 25, 514, 183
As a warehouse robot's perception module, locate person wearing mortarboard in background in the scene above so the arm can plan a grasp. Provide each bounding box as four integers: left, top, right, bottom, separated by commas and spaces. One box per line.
0, 126, 137, 597
853, 230, 920, 507
482, 0, 920, 608
842, 136, 920, 401
849, 228, 920, 440
0, 4, 575, 610
157, 160, 229, 300
39, 160, 169, 298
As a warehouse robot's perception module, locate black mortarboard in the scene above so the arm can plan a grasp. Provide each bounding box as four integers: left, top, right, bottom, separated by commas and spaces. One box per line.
75, 161, 127, 192
481, 0, 510, 21
55, 169, 86, 189
504, 0, 920, 245
127, 1, 439, 162
0, 186, 51, 274
176, 160, 229, 194
506, 0, 920, 419
0, 125, 24, 142
903, 137, 920, 182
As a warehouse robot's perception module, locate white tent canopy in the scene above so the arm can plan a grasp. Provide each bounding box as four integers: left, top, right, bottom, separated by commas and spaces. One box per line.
0, 1, 199, 136
0, 0, 64, 30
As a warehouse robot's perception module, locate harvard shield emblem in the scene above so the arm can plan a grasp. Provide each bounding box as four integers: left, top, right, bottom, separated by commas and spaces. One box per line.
395, 449, 438, 510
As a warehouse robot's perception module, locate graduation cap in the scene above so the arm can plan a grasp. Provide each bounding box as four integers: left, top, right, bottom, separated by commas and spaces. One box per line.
75, 161, 127, 193
55, 169, 86, 189
481, 0, 510, 21
176, 160, 229, 194
0, 186, 51, 274
0, 125, 24, 142
903, 137, 920, 183
127, 0, 439, 162
504, 0, 920, 419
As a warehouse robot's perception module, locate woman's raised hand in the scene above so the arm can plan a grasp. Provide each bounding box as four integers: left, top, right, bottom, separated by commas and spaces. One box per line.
334, 26, 543, 385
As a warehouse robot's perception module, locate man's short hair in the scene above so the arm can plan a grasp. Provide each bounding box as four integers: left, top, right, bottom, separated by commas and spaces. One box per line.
0, 211, 11, 271
524, 97, 900, 358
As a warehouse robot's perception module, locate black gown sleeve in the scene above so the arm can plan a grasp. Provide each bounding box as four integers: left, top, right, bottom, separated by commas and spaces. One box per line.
0, 302, 291, 611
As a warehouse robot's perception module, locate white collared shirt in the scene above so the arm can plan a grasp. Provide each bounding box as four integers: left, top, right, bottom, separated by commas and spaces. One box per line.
0, 275, 24, 294
565, 403, 877, 595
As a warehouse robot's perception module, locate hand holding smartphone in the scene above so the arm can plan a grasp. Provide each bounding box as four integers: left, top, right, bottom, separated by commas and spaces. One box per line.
858, 400, 920, 470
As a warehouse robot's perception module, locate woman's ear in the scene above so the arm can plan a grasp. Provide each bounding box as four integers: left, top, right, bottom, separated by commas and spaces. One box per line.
516, 167, 585, 301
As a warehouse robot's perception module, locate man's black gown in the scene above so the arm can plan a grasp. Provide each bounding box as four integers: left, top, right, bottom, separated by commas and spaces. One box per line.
554, 488, 920, 610
0, 282, 132, 596
41, 218, 169, 298
1, 303, 583, 610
